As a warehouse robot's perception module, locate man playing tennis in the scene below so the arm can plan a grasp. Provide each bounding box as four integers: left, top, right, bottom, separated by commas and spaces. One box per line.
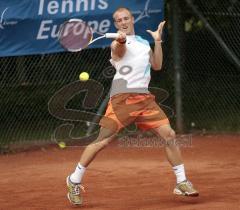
66, 7, 199, 205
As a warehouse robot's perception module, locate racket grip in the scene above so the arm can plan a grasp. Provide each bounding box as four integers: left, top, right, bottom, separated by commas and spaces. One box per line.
105, 33, 119, 39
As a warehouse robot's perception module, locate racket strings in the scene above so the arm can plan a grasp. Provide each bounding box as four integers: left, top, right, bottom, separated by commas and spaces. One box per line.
59, 20, 93, 51
58, 19, 117, 52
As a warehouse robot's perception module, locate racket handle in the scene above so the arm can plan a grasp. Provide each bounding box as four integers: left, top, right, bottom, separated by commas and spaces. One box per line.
105, 33, 119, 39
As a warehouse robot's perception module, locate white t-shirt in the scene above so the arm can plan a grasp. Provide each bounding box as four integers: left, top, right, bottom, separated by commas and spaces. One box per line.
110, 35, 151, 97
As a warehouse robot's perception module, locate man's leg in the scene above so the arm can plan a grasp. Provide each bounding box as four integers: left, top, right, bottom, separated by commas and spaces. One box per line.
80, 127, 117, 167
152, 125, 199, 196
67, 127, 118, 205
152, 125, 182, 166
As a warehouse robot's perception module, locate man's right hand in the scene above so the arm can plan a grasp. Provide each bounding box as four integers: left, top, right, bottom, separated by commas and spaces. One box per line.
116, 31, 127, 44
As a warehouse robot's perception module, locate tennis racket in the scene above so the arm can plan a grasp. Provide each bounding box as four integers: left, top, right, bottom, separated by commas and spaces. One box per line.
58, 18, 119, 52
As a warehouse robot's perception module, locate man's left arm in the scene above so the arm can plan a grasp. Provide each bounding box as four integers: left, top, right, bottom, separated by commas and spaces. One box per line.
147, 21, 166, 71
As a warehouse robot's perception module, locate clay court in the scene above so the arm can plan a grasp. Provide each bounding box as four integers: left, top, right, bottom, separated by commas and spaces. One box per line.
0, 134, 239, 210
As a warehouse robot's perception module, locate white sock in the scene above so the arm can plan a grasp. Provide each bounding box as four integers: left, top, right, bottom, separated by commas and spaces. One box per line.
173, 164, 186, 184
69, 163, 86, 183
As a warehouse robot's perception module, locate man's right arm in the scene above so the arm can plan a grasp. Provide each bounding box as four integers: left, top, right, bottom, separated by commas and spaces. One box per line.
111, 32, 127, 61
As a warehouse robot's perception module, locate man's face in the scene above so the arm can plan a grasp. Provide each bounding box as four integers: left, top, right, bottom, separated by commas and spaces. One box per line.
113, 10, 134, 35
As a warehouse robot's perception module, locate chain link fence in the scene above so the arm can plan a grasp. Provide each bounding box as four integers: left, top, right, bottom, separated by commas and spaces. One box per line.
180, 0, 240, 132
0, 0, 239, 151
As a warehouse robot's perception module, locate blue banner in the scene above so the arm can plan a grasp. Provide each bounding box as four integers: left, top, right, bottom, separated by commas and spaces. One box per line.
0, 0, 164, 57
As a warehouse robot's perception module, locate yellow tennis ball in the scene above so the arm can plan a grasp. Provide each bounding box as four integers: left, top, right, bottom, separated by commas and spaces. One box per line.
58, 141, 66, 149
79, 72, 89, 81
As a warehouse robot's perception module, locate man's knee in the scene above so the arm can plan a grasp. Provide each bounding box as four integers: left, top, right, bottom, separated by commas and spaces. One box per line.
162, 128, 176, 146
88, 136, 112, 151
158, 127, 176, 142
86, 126, 118, 151
97, 138, 111, 148
153, 125, 176, 140
164, 129, 177, 146
167, 129, 176, 140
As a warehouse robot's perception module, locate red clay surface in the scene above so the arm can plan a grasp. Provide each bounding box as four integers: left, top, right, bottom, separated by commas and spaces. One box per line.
0, 134, 240, 210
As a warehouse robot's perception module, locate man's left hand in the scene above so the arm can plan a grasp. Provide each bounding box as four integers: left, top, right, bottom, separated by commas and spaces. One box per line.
146, 21, 166, 42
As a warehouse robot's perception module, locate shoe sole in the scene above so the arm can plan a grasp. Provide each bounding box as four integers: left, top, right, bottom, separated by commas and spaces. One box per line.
174, 188, 199, 197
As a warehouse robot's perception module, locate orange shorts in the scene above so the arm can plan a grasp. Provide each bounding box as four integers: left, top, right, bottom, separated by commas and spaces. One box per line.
99, 93, 169, 132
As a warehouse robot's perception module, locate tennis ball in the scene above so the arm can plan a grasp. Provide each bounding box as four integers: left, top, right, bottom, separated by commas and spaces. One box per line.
58, 141, 66, 149
79, 72, 89, 81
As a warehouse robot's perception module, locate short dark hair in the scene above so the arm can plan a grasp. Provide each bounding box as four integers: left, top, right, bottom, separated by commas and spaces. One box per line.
113, 7, 133, 21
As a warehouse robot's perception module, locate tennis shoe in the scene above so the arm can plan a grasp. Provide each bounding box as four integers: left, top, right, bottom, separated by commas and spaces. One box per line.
66, 176, 85, 205
173, 180, 199, 197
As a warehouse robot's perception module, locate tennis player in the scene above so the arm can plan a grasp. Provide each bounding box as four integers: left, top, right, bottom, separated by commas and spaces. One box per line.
66, 7, 199, 205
